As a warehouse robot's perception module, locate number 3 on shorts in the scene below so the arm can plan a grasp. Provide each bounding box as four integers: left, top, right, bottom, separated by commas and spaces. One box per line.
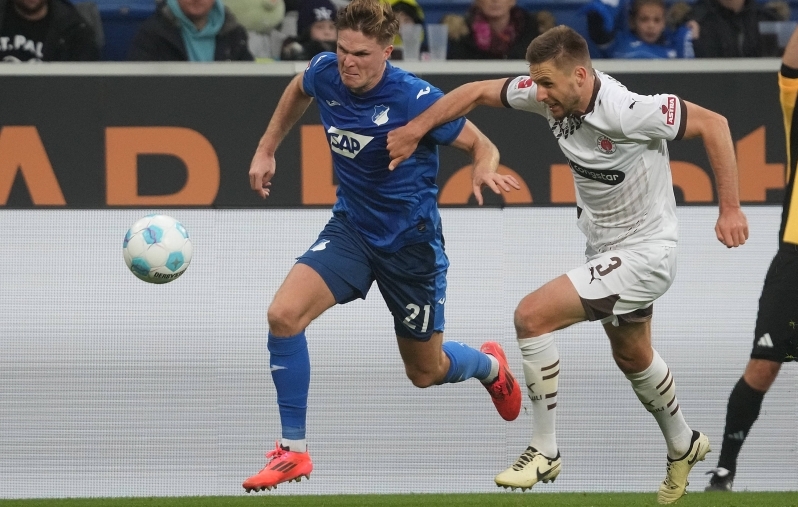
596, 256, 622, 276
404, 304, 431, 332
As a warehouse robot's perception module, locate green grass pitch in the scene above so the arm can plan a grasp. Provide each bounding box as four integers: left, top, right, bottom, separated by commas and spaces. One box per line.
1, 493, 797, 507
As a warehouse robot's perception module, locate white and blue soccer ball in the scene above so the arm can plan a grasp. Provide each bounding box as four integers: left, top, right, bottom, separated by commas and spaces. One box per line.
123, 214, 193, 284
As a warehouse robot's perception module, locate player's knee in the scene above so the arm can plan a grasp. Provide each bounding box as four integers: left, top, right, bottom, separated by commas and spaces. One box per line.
404, 367, 439, 388
267, 301, 303, 336
611, 350, 646, 375
514, 305, 544, 337
744, 360, 781, 391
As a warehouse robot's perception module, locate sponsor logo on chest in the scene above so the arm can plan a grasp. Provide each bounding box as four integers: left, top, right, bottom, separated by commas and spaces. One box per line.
327, 127, 374, 159
568, 159, 625, 185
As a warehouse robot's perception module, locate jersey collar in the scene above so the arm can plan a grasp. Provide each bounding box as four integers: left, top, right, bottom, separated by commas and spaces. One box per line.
573, 70, 601, 118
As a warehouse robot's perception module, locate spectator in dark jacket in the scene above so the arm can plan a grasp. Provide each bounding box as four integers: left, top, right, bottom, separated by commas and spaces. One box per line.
0, 0, 99, 61
129, 0, 254, 61
280, 0, 336, 60
446, 0, 546, 60
689, 0, 781, 57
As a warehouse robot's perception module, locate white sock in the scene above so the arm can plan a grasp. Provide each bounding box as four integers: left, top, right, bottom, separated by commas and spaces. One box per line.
480, 355, 500, 384
281, 438, 307, 453
518, 333, 559, 457
625, 349, 693, 459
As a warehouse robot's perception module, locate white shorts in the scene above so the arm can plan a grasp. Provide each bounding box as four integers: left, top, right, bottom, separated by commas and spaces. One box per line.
566, 243, 677, 326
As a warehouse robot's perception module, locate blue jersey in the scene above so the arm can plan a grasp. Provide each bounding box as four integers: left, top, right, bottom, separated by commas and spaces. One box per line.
302, 52, 466, 252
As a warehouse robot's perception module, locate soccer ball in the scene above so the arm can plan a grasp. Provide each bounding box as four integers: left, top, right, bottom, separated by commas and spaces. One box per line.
123, 214, 193, 284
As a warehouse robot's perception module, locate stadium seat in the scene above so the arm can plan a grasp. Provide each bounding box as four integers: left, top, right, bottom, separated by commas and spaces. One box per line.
96, 0, 155, 61
75, 1, 105, 52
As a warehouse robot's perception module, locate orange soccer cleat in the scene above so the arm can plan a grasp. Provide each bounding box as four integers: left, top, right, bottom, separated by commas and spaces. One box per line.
242, 441, 313, 492
480, 341, 522, 421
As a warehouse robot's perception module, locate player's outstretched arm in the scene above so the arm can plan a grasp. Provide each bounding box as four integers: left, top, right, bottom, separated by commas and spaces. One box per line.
681, 100, 749, 247
249, 73, 314, 199
449, 120, 520, 205
387, 78, 507, 170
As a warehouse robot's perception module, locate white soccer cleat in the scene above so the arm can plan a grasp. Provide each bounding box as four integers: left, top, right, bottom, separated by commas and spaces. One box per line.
494, 446, 561, 491
657, 431, 711, 504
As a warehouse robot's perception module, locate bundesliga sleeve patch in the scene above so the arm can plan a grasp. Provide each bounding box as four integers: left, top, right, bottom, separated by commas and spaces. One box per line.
516, 77, 533, 89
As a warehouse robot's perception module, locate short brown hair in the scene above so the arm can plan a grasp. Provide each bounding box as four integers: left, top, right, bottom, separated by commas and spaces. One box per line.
335, 0, 399, 46
630, 0, 665, 18
525, 25, 591, 71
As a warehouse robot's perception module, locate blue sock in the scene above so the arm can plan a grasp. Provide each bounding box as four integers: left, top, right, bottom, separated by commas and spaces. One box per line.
441, 341, 492, 384
268, 331, 310, 441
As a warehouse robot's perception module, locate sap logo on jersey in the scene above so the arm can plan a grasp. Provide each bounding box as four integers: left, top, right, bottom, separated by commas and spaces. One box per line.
327, 127, 373, 158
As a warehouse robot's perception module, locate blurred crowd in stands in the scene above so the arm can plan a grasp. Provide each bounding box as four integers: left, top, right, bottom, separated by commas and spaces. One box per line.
0, 0, 792, 61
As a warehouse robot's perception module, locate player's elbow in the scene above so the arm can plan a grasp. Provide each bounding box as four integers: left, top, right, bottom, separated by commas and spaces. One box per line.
687, 108, 729, 137
685, 106, 729, 140
696, 112, 730, 141
709, 111, 729, 132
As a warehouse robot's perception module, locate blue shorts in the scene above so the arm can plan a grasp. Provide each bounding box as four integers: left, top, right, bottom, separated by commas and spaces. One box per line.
296, 213, 448, 341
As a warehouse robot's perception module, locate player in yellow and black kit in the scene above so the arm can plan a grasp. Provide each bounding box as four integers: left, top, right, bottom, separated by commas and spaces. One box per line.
705, 26, 798, 492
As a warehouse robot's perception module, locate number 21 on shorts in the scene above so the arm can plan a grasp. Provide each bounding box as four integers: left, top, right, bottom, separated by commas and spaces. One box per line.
404, 304, 431, 332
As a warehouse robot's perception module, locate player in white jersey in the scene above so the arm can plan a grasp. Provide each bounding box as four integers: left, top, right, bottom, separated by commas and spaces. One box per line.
387, 25, 749, 504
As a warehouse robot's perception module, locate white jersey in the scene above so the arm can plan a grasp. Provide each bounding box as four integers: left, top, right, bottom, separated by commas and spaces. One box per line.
501, 70, 685, 252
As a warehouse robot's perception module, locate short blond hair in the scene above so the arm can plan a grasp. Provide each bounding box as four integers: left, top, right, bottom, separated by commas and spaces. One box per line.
335, 0, 399, 46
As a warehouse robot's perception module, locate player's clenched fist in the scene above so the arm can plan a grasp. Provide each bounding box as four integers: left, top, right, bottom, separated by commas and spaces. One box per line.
249, 151, 276, 199
715, 207, 749, 248
387, 124, 423, 170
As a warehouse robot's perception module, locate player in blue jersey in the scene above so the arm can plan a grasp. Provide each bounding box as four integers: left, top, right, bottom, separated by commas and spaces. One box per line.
242, 0, 523, 492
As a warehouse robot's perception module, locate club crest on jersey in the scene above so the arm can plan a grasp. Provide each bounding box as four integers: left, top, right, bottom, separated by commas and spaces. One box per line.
372, 105, 390, 126
596, 135, 616, 154
327, 126, 374, 159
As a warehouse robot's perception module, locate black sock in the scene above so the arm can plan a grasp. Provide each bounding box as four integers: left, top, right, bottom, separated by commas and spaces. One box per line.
717, 377, 766, 474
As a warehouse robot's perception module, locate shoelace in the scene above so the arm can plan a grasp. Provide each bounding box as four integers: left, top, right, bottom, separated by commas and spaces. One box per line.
662, 461, 689, 490
662, 461, 675, 487
512, 446, 539, 471
267, 443, 288, 459
258, 442, 289, 470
